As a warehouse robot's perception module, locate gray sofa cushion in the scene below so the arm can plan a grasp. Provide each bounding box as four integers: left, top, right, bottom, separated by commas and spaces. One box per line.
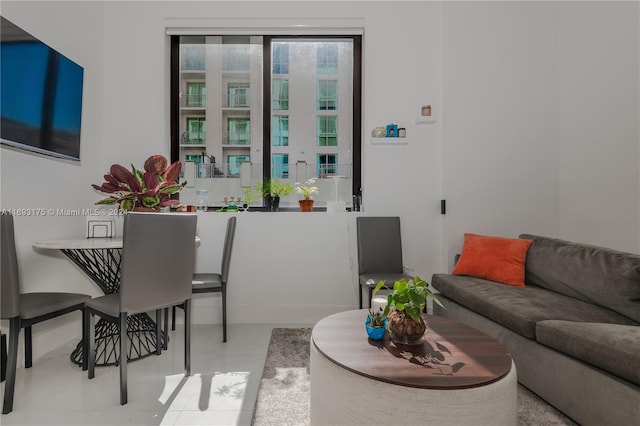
520, 234, 640, 323
536, 321, 640, 387
432, 273, 638, 339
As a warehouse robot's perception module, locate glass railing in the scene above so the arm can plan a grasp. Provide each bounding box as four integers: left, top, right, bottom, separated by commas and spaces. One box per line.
224, 93, 250, 108
181, 94, 206, 108
180, 132, 206, 144
223, 131, 251, 145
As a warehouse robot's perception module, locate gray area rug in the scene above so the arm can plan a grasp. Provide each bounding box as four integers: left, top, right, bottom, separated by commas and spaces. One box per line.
252, 328, 577, 426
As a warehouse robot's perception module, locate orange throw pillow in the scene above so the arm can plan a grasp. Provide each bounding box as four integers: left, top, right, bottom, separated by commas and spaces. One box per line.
452, 233, 532, 287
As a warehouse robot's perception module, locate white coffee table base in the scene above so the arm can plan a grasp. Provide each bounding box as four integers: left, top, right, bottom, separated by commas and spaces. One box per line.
310, 342, 517, 426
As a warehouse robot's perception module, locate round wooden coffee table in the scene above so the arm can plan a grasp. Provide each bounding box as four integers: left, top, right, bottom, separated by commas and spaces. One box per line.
310, 309, 517, 425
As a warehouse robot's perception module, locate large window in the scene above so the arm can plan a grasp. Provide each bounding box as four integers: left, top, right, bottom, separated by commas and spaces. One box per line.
317, 44, 338, 74
272, 43, 289, 74
171, 34, 361, 209
272, 80, 289, 110
317, 116, 337, 146
228, 154, 250, 176
185, 118, 205, 144
317, 153, 337, 177
182, 39, 205, 70
272, 116, 289, 146
272, 154, 289, 179
226, 118, 250, 145
223, 37, 251, 71
317, 80, 337, 111
227, 82, 250, 108
185, 154, 203, 163
186, 82, 206, 107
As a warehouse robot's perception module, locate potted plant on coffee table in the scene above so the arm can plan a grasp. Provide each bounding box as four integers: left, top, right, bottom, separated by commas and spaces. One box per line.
365, 307, 388, 341
373, 276, 445, 345
295, 177, 318, 212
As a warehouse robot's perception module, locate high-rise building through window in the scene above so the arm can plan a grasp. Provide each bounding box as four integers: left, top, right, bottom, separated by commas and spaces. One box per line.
171, 35, 361, 209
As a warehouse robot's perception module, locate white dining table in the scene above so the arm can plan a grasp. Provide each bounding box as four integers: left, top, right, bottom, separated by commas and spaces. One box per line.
34, 237, 125, 249
33, 237, 199, 367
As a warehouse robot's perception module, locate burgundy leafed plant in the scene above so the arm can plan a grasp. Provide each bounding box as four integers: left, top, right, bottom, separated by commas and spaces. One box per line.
92, 155, 186, 211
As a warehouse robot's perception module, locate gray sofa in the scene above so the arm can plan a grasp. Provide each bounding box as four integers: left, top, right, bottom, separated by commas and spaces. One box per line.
431, 234, 640, 426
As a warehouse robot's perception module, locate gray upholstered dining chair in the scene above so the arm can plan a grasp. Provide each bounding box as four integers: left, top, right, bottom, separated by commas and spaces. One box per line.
83, 212, 197, 405
1, 213, 91, 414
356, 216, 412, 309
171, 215, 236, 343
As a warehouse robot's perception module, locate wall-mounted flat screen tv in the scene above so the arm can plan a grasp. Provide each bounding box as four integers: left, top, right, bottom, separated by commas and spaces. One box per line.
1, 16, 84, 161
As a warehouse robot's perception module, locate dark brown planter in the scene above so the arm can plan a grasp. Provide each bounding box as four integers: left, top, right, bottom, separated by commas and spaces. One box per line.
299, 199, 314, 212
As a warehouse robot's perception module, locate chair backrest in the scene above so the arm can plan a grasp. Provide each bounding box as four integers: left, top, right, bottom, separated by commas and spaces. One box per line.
1, 214, 21, 319
120, 212, 197, 314
220, 216, 237, 283
356, 216, 404, 275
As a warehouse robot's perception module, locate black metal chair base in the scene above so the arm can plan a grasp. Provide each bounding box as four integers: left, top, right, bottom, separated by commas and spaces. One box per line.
70, 313, 166, 366
60, 248, 165, 366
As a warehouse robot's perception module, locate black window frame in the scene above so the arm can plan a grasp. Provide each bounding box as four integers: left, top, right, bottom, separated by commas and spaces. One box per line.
170, 34, 362, 209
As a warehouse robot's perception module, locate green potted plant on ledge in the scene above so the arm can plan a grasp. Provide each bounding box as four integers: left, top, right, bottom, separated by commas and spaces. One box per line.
295, 177, 319, 212
255, 179, 292, 211
254, 180, 271, 209
373, 276, 445, 345
270, 179, 293, 210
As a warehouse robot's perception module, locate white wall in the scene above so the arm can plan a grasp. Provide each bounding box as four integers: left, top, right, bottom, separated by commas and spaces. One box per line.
1, 1, 638, 360
441, 1, 560, 269
556, 2, 640, 252
442, 1, 639, 269
190, 212, 358, 326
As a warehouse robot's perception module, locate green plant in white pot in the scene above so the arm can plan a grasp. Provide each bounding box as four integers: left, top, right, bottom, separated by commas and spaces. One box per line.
373, 276, 445, 345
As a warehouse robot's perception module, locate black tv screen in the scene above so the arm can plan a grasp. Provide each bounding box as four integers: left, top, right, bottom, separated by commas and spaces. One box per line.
1, 16, 84, 161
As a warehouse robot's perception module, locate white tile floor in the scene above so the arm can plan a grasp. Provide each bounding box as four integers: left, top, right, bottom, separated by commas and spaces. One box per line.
1, 323, 309, 426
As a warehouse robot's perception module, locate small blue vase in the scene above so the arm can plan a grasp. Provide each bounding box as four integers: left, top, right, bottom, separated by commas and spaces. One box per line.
365, 316, 388, 340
